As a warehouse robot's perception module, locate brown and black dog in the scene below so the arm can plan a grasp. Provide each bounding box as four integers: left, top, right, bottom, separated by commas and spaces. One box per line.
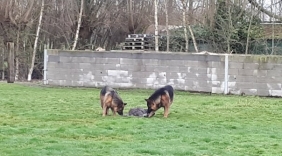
145, 85, 174, 118
100, 86, 127, 116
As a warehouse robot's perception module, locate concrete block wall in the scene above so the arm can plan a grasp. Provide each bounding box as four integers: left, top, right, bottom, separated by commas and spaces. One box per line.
44, 49, 282, 97
228, 55, 282, 96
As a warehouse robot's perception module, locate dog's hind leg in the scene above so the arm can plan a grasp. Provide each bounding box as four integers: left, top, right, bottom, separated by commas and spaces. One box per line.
102, 93, 112, 116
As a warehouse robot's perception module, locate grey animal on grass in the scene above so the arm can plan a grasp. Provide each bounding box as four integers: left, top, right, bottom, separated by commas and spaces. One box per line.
128, 107, 148, 117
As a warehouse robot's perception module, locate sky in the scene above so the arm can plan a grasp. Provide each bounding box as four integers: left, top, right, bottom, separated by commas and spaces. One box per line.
252, 0, 282, 21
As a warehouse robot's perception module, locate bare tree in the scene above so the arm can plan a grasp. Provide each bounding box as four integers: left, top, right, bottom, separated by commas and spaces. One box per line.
27, 0, 45, 81
154, 0, 159, 52
127, 0, 135, 34
245, 5, 254, 54
165, 0, 170, 52
248, 0, 282, 21
72, 0, 84, 50
181, 0, 188, 52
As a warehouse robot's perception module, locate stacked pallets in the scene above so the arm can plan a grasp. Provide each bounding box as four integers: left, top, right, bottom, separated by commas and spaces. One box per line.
122, 34, 155, 50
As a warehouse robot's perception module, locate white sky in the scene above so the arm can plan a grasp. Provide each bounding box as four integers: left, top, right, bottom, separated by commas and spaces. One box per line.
247, 0, 282, 21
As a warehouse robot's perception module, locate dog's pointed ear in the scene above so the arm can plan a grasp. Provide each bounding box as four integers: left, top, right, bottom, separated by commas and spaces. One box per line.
123, 103, 127, 105
144, 99, 149, 102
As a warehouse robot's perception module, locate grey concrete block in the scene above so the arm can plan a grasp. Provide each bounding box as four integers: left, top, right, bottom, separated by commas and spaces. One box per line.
257, 89, 271, 96
142, 59, 159, 65
210, 74, 225, 81
65, 74, 84, 81
267, 70, 282, 77
90, 63, 116, 70
91, 70, 108, 77
167, 78, 185, 85
71, 81, 85, 87
53, 63, 78, 69
266, 83, 282, 90
212, 87, 224, 94
228, 55, 243, 62
120, 58, 142, 65
228, 75, 256, 82
59, 51, 94, 57
159, 60, 184, 66
166, 72, 185, 79
207, 68, 225, 75
186, 67, 199, 74
78, 63, 92, 69
196, 67, 208, 74
132, 78, 149, 84
256, 70, 267, 77
168, 66, 180, 72
198, 61, 208, 68
183, 61, 198, 67
83, 81, 98, 87
228, 68, 239, 75
211, 80, 223, 87
229, 88, 242, 95
243, 63, 259, 69
47, 62, 60, 68
101, 63, 121, 70
206, 55, 222, 62
59, 57, 74, 63
252, 83, 267, 89
257, 76, 281, 83
95, 58, 120, 64
107, 70, 129, 77
197, 86, 212, 92
208, 61, 225, 68
151, 65, 169, 72
120, 64, 143, 72
134, 83, 155, 89
132, 71, 154, 78
241, 89, 257, 96
270, 90, 282, 96
48, 55, 60, 62
236, 82, 255, 89
108, 76, 133, 83
74, 57, 96, 63
185, 73, 208, 80
229, 62, 243, 69
258, 63, 274, 70
273, 64, 282, 70
238, 69, 257, 76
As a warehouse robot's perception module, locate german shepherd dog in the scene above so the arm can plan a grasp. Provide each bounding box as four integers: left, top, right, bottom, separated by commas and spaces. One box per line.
100, 86, 127, 116
145, 85, 174, 118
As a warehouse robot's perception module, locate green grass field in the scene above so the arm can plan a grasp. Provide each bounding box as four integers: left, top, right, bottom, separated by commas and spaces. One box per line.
0, 82, 282, 156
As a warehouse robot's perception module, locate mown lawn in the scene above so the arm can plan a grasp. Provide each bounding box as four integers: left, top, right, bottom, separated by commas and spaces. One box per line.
0, 82, 282, 156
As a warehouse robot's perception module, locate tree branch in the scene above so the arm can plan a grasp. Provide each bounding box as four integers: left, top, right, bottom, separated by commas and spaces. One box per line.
248, 0, 282, 21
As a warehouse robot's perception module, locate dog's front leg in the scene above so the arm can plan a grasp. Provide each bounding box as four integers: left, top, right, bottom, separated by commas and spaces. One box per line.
102, 106, 108, 117
111, 108, 116, 116
163, 106, 170, 118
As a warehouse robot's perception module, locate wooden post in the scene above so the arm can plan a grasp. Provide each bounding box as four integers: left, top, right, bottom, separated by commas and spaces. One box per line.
7, 42, 15, 83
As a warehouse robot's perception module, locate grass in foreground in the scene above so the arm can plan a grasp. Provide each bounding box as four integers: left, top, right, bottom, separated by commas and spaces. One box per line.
0, 82, 282, 156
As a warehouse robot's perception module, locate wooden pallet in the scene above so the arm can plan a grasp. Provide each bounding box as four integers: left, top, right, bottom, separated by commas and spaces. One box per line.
122, 45, 154, 50
128, 34, 154, 38
124, 42, 153, 46
122, 34, 155, 50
